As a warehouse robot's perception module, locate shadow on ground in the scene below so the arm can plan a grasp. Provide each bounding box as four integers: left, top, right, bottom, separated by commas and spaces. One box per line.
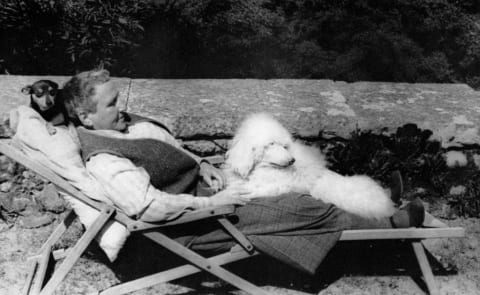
80, 235, 456, 294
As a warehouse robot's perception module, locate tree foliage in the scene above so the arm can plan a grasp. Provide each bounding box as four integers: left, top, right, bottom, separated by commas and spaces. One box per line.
0, 0, 154, 75
1, 0, 479, 87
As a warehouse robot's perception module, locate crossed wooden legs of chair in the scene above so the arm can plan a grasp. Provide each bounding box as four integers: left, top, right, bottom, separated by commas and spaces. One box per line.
24, 212, 462, 295
412, 241, 439, 295
23, 209, 114, 295
22, 207, 268, 295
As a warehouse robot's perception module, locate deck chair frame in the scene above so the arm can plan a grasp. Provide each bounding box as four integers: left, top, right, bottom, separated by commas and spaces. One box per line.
0, 138, 465, 295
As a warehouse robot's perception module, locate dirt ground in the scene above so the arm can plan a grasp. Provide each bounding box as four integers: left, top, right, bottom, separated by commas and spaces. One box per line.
0, 200, 479, 295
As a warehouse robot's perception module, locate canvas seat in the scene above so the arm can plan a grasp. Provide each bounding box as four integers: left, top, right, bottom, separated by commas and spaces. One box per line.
0, 138, 267, 295
0, 138, 465, 295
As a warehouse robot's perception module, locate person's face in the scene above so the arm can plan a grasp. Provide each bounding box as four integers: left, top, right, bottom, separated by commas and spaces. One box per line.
85, 81, 127, 131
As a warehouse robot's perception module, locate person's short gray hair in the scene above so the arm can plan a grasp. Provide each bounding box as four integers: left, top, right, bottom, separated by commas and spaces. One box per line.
62, 69, 110, 124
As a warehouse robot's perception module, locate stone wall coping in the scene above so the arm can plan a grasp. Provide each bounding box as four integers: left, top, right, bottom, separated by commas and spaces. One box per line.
1, 75, 480, 148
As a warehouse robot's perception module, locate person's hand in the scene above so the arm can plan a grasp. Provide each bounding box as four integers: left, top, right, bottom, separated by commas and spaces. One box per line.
199, 161, 226, 192
209, 187, 252, 207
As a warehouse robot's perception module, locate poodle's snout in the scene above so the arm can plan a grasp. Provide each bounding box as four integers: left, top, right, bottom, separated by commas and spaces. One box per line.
260, 143, 296, 168
288, 158, 295, 166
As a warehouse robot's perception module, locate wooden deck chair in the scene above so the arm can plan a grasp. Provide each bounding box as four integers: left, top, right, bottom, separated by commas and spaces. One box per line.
0, 138, 265, 295
0, 138, 465, 295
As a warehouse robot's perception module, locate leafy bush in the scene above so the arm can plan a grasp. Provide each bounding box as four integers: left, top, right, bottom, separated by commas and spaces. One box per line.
0, 0, 155, 75
448, 173, 480, 217
326, 124, 445, 189
323, 123, 480, 217
1, 0, 479, 86
139, 0, 480, 86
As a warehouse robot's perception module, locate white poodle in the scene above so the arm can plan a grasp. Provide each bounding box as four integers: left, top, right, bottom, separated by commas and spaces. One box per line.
223, 113, 396, 219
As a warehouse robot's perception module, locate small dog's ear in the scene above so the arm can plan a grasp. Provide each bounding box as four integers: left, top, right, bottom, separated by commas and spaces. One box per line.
49, 81, 59, 89
21, 85, 33, 95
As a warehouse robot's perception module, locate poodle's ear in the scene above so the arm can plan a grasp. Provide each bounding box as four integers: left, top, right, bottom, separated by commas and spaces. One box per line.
225, 140, 260, 179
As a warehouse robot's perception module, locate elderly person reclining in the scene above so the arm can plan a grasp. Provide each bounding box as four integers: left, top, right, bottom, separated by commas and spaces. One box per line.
61, 68, 425, 276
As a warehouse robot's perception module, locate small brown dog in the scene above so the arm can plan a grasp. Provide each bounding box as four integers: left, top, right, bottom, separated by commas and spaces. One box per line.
21, 80, 68, 135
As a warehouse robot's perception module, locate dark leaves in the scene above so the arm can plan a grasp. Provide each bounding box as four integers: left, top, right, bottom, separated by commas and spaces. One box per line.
327, 124, 445, 189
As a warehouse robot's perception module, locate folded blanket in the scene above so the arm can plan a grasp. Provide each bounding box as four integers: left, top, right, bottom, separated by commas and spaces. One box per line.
10, 106, 130, 261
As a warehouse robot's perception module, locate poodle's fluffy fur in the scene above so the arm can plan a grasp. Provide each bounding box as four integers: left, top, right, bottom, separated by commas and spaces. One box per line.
223, 113, 395, 219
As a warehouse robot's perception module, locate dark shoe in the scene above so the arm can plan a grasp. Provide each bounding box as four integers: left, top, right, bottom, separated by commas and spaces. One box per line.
390, 198, 425, 228
390, 170, 403, 206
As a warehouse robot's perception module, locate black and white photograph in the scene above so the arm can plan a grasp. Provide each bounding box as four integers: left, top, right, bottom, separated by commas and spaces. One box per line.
0, 1, 478, 294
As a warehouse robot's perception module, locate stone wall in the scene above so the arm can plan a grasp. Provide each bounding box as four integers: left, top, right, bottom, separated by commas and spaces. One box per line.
1, 75, 480, 154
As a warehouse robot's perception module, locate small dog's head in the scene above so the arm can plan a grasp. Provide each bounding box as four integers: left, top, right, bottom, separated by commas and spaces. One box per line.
226, 113, 296, 178
22, 80, 59, 111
